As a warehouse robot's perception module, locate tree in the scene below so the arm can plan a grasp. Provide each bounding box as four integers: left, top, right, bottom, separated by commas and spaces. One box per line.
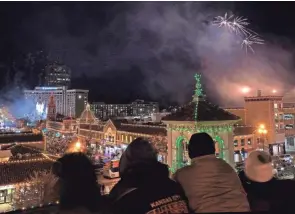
13, 170, 59, 210
28, 170, 59, 205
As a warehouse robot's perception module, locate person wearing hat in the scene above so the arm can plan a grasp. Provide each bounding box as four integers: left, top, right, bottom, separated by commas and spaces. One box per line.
239, 150, 295, 212
108, 137, 190, 214
173, 132, 250, 213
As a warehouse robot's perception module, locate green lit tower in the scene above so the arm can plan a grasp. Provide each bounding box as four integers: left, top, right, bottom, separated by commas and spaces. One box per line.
193, 73, 204, 130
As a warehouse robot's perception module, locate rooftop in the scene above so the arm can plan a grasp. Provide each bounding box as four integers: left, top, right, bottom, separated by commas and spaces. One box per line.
0, 159, 54, 186
117, 123, 167, 135
245, 95, 283, 102
79, 104, 98, 124
0, 133, 43, 144
162, 100, 240, 122
80, 120, 167, 135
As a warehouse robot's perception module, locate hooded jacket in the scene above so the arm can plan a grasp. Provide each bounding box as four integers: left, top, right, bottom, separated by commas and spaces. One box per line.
174, 154, 250, 213
108, 161, 190, 214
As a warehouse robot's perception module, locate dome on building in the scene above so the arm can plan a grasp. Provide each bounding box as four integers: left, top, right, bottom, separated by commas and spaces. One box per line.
79, 103, 98, 124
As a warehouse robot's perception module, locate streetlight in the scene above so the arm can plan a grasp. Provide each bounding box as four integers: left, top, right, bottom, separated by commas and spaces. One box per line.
259, 124, 265, 129
258, 124, 268, 152
75, 141, 81, 150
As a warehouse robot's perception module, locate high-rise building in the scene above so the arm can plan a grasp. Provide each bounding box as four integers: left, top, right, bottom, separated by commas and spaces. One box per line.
66, 89, 89, 118
90, 100, 159, 120
24, 86, 88, 118
131, 100, 159, 117
44, 62, 71, 88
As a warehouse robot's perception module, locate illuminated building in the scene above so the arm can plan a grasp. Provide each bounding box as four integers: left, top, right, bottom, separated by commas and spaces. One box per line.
79, 74, 239, 171
77, 105, 168, 163
225, 90, 287, 155
66, 89, 88, 118
45, 96, 77, 134
24, 87, 88, 118
90, 100, 159, 120
0, 107, 16, 128
162, 100, 239, 171
131, 100, 159, 117
47, 95, 56, 121
282, 91, 295, 151
0, 146, 54, 211
44, 62, 71, 88
232, 126, 257, 162
46, 117, 77, 135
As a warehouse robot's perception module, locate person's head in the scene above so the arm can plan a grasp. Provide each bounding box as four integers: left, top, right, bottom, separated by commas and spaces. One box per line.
53, 152, 101, 211
119, 137, 158, 176
244, 150, 274, 183
188, 132, 215, 159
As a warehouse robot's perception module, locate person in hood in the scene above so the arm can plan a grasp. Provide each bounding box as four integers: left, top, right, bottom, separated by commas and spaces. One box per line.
173, 132, 250, 213
239, 150, 295, 212
53, 152, 108, 214
108, 137, 190, 214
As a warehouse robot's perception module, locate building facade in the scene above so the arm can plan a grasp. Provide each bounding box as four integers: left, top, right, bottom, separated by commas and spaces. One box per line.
90, 100, 159, 120
283, 107, 295, 151
225, 91, 287, 155
78, 97, 239, 171
232, 126, 257, 162
77, 105, 168, 163
66, 89, 89, 118
0, 145, 55, 212
24, 87, 88, 118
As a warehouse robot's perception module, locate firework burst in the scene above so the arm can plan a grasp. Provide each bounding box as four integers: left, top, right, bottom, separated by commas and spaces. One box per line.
213, 13, 264, 53
241, 34, 264, 54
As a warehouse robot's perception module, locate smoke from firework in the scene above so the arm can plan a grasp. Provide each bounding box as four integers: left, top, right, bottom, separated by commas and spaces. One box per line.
5, 2, 295, 106
122, 3, 293, 106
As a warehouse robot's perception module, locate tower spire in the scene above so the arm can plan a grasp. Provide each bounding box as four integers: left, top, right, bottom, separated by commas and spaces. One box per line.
47, 94, 56, 121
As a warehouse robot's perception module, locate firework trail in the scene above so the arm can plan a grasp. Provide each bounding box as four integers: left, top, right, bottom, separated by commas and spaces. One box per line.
213, 13, 264, 53
241, 34, 264, 54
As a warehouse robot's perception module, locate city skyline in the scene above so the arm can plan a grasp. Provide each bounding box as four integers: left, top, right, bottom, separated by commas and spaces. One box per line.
1, 2, 295, 107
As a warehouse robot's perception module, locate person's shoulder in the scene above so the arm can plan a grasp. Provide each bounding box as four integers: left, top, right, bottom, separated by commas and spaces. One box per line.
215, 158, 237, 171
176, 164, 193, 174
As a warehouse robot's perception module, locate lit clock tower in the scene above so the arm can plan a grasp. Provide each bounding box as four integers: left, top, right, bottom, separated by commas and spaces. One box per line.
47, 95, 56, 121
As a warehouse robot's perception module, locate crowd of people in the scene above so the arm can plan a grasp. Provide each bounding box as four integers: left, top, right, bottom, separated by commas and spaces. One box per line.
45, 131, 74, 155
47, 133, 295, 214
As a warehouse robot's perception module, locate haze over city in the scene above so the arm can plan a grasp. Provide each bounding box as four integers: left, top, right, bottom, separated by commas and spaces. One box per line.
1, 2, 295, 111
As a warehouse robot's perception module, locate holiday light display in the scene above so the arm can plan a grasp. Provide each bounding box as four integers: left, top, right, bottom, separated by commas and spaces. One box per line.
169, 73, 230, 173
193, 73, 203, 129
12, 170, 58, 211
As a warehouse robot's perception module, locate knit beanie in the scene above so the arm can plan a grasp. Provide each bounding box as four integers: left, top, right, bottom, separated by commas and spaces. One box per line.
119, 138, 158, 176
188, 132, 215, 159
244, 150, 274, 183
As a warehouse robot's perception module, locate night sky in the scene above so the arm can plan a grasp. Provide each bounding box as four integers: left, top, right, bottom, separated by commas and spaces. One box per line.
1, 2, 295, 107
